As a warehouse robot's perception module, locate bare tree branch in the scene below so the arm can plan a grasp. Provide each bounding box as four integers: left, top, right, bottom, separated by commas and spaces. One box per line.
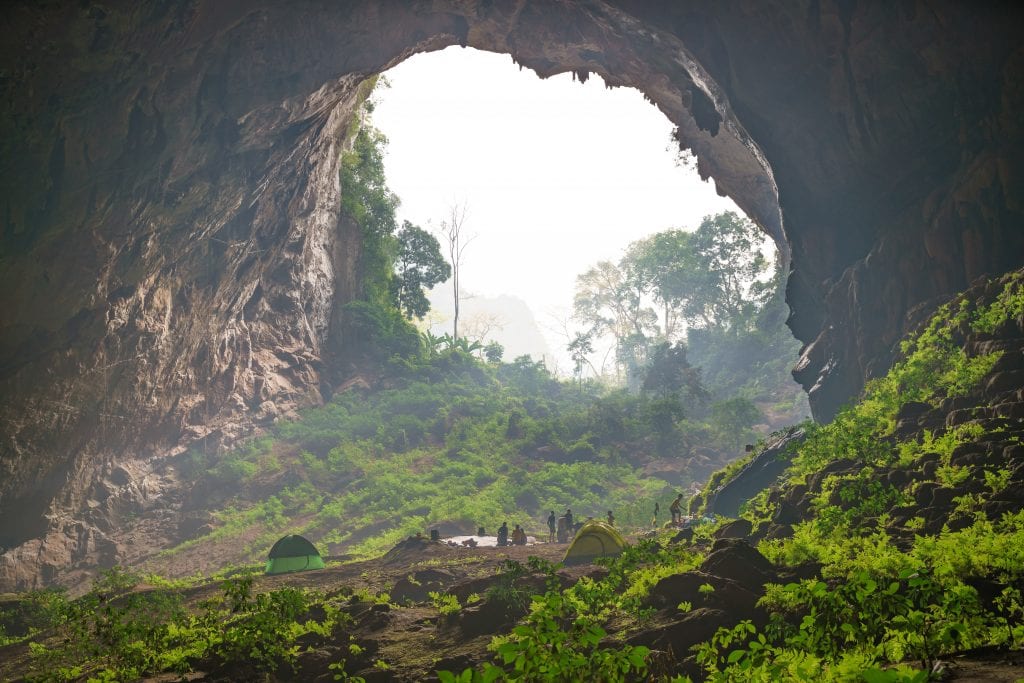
438, 202, 475, 339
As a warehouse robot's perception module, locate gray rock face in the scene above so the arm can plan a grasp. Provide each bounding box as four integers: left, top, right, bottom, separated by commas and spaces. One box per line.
1, 1, 1023, 590
706, 428, 807, 519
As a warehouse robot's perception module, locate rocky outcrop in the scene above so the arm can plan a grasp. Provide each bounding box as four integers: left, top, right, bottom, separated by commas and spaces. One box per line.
1, 2, 1023, 589
745, 269, 1024, 545
704, 427, 807, 518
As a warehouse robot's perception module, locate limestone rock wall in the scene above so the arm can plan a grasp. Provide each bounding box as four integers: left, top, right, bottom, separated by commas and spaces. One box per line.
627, 1, 1024, 418
0, 1, 461, 589
1, 0, 1022, 589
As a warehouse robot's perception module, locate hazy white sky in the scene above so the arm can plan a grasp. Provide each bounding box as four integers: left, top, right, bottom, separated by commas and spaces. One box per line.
372, 46, 739, 366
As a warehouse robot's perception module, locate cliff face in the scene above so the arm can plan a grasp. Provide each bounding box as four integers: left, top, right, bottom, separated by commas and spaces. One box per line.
1, 1, 1022, 590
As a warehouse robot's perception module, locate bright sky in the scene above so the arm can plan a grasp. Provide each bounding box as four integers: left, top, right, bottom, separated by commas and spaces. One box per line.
372, 46, 739, 368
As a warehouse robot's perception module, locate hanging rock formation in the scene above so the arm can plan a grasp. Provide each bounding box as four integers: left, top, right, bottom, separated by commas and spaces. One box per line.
1, 1, 1023, 590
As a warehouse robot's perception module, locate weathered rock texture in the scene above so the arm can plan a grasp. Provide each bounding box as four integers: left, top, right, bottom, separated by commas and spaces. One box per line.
705, 427, 807, 519
722, 268, 1024, 549
1, 1, 1023, 589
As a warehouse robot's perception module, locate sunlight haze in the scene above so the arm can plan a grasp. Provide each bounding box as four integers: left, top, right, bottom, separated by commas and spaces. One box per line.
372, 46, 740, 369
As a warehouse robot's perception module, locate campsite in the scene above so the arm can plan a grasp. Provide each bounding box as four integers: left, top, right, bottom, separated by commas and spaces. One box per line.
0, 528, 643, 682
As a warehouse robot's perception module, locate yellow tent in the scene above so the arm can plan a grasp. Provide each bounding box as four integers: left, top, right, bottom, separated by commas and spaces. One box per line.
562, 520, 626, 565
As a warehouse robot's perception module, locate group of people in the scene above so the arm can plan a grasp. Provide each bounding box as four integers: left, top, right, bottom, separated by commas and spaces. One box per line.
490, 491, 690, 549
496, 521, 528, 546
544, 507, 612, 543
461, 492, 690, 550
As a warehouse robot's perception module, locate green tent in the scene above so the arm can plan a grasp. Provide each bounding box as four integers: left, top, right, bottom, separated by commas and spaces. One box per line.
265, 534, 325, 575
562, 520, 626, 565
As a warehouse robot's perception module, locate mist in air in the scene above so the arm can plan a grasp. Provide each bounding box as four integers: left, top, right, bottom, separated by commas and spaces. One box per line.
372, 46, 739, 371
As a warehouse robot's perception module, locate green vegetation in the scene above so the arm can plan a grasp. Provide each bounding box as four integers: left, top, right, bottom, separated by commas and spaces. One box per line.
9, 73, 1023, 683
156, 80, 811, 578
572, 211, 807, 416
434, 269, 1023, 683
168, 351, 688, 564
439, 549, 695, 682
13, 569, 352, 682
337, 79, 450, 364
5, 270, 1022, 683
687, 270, 1024, 680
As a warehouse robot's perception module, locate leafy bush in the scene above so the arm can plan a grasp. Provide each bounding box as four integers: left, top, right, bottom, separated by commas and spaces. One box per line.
23, 568, 350, 682
440, 563, 650, 682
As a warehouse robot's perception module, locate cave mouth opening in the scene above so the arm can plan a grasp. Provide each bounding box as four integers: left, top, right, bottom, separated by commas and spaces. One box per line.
1, 3, 803, 580
365, 45, 785, 374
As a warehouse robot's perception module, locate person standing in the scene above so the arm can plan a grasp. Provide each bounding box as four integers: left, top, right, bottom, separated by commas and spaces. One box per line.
652, 502, 660, 526
547, 510, 556, 542
606, 510, 615, 526
565, 508, 574, 530
669, 494, 683, 525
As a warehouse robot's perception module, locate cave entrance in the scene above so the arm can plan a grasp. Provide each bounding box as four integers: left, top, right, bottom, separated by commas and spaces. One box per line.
370, 46, 741, 372
352, 46, 807, 424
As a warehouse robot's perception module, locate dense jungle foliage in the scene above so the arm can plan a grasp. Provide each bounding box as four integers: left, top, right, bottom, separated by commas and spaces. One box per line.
4, 82, 1021, 683
571, 210, 806, 412
432, 268, 1024, 683
3, 267, 1019, 681
169, 350, 693, 563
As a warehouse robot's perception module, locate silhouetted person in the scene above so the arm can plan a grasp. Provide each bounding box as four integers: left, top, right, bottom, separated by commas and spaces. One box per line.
556, 516, 569, 543
653, 502, 660, 526
670, 494, 684, 525
512, 524, 527, 545
606, 510, 615, 526
547, 510, 556, 542
497, 521, 509, 547
565, 508, 574, 530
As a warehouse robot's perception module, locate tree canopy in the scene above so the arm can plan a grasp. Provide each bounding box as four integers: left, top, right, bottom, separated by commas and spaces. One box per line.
622, 211, 773, 338
337, 87, 452, 364
571, 211, 804, 415
392, 221, 451, 320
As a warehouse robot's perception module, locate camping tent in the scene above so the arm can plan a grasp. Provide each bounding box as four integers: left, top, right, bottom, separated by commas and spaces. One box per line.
265, 534, 325, 575
562, 520, 626, 565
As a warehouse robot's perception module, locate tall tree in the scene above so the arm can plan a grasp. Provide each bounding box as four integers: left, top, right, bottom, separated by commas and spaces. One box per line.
620, 211, 773, 337
683, 212, 772, 334
439, 203, 473, 339
340, 125, 397, 244
336, 85, 444, 362
622, 229, 696, 341
572, 260, 658, 386
640, 341, 708, 406
567, 331, 595, 389
572, 261, 658, 340
391, 221, 450, 320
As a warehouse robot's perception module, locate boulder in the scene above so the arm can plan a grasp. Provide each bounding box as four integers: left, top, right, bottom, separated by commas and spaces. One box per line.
645, 571, 762, 622
699, 539, 776, 591
627, 607, 734, 655
391, 568, 459, 604
706, 428, 806, 518
713, 519, 753, 540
